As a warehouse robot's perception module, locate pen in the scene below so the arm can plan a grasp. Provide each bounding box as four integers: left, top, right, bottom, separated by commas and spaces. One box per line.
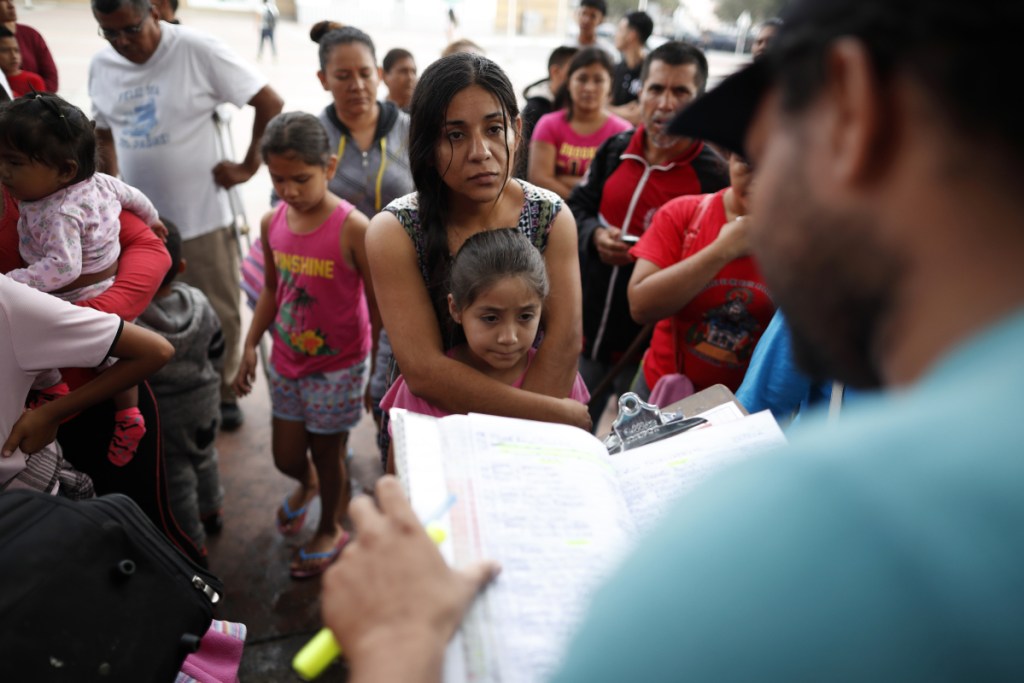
291, 493, 457, 681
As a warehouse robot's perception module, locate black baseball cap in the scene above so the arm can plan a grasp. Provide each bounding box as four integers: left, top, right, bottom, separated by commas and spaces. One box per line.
667, 0, 973, 155
667, 59, 769, 157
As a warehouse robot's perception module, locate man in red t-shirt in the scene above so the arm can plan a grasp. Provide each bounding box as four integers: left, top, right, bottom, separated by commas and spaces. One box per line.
568, 41, 729, 427
628, 153, 775, 396
0, 26, 44, 97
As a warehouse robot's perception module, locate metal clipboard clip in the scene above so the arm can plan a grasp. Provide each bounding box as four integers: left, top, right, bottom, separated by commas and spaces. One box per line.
603, 392, 707, 455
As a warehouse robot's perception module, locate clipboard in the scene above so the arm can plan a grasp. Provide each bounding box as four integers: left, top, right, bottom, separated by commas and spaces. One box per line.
603, 384, 748, 454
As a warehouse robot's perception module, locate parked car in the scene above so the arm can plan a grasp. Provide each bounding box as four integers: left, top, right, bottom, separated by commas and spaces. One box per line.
701, 27, 757, 53
672, 29, 703, 46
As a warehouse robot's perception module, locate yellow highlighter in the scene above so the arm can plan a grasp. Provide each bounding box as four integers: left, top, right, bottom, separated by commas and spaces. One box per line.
292, 497, 455, 681
292, 629, 340, 681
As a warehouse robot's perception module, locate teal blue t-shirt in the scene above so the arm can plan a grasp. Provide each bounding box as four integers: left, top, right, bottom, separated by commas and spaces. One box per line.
551, 310, 1024, 681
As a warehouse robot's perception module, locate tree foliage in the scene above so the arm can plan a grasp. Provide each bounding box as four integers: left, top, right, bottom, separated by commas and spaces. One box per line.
715, 0, 786, 23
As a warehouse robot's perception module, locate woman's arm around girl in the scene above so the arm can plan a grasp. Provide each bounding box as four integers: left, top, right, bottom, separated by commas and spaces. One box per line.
367, 209, 588, 429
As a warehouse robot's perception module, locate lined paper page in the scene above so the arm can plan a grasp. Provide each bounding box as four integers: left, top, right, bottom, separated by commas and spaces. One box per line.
456, 414, 636, 683
613, 410, 786, 533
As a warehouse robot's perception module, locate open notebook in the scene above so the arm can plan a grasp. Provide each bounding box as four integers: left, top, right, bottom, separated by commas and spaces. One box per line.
392, 405, 786, 683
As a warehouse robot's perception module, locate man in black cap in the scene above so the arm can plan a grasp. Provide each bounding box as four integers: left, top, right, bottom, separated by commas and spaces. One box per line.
319, 0, 1024, 680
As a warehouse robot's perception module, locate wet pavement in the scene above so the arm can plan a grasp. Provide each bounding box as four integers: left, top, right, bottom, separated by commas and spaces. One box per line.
205, 358, 379, 682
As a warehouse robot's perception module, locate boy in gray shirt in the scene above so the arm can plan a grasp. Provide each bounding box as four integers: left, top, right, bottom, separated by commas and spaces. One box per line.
138, 223, 225, 553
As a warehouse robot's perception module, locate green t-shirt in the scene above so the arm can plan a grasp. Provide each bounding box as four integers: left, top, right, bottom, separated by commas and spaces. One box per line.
552, 310, 1024, 682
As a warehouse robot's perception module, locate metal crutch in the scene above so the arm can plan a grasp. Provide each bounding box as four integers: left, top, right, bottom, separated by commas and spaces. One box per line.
212, 105, 271, 380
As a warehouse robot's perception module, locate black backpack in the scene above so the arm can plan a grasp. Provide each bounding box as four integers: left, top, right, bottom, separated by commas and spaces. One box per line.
0, 490, 224, 682
57, 382, 207, 567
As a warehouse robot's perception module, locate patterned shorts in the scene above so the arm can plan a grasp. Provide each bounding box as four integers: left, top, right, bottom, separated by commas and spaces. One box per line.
268, 355, 370, 434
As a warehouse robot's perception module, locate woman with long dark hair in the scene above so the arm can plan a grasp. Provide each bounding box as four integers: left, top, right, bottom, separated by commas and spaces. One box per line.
366, 53, 590, 440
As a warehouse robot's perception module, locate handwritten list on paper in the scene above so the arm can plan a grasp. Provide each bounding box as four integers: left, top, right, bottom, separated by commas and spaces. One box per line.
613, 410, 787, 533
459, 414, 635, 683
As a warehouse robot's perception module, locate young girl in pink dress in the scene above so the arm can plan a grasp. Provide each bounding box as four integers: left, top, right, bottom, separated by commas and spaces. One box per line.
381, 228, 590, 467
232, 112, 376, 579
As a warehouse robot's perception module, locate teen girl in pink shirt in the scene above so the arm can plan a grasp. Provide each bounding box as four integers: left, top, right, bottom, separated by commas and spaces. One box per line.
528, 47, 632, 198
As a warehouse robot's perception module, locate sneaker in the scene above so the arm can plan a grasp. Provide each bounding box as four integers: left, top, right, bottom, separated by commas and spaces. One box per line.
220, 402, 244, 431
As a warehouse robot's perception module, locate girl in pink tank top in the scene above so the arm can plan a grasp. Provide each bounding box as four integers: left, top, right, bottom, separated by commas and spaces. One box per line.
232, 112, 378, 579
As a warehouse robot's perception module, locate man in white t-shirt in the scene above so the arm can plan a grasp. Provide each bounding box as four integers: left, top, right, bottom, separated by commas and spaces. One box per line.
88, 0, 283, 430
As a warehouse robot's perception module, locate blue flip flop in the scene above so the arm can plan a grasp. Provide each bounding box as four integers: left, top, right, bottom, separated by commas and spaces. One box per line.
275, 494, 310, 536
290, 532, 350, 579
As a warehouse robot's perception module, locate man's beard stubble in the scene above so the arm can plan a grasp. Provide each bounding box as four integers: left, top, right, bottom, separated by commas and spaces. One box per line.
753, 155, 901, 390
